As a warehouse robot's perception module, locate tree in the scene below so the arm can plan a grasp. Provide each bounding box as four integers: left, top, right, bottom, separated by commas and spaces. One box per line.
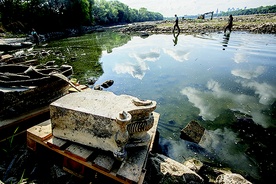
0, 0, 164, 33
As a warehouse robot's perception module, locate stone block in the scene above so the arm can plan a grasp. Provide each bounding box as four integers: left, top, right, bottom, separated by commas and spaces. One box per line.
50, 90, 157, 160
180, 120, 205, 143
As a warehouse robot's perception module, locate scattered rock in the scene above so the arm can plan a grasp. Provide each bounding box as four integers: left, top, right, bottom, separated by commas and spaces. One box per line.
0, 54, 13, 62
145, 153, 204, 184
94, 85, 102, 90
101, 79, 114, 88
50, 165, 68, 180
180, 120, 205, 143
145, 155, 252, 184
87, 77, 97, 85
215, 173, 252, 184
183, 158, 203, 173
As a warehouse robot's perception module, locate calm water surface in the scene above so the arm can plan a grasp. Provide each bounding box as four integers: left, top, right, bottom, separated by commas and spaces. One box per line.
49, 31, 276, 182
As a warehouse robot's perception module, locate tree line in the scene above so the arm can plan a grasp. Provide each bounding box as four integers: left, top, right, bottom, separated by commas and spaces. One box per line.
219, 4, 276, 16
0, 0, 163, 34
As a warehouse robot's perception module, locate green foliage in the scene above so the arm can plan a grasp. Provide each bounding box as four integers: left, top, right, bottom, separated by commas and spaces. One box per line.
92, 0, 163, 24
2, 127, 19, 155
62, 0, 92, 27
18, 169, 28, 184
219, 5, 276, 16
0, 0, 163, 33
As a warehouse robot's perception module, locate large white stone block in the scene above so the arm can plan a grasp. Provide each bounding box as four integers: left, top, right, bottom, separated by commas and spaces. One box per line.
50, 90, 156, 160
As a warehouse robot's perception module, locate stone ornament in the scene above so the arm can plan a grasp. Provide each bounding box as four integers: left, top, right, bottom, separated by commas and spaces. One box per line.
50, 90, 157, 160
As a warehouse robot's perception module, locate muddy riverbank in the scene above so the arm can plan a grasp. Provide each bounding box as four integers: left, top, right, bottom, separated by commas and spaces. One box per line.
114, 13, 276, 34
1, 14, 275, 48
0, 13, 276, 44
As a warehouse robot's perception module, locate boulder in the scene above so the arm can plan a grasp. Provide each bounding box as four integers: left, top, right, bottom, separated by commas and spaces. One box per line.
215, 173, 252, 184
183, 158, 203, 173
145, 153, 204, 184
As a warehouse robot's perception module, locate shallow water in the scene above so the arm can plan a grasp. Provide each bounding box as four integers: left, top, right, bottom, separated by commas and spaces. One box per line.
48, 31, 276, 182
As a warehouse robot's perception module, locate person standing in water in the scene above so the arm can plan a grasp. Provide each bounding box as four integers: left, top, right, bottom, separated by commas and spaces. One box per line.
224, 15, 233, 33
31, 28, 40, 45
173, 14, 180, 33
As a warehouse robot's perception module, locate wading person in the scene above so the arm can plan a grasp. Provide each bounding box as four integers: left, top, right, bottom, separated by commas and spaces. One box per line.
224, 15, 233, 33
173, 14, 180, 33
31, 28, 39, 45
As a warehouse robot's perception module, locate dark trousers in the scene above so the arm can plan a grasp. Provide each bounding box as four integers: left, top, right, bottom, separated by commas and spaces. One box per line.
173, 24, 180, 33
224, 24, 232, 33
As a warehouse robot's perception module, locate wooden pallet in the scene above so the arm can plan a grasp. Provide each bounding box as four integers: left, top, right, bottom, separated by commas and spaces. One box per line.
27, 112, 160, 184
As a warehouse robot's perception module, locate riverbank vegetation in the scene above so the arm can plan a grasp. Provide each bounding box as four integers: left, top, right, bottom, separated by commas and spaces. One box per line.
1, 1, 275, 36
0, 0, 163, 35
219, 4, 276, 16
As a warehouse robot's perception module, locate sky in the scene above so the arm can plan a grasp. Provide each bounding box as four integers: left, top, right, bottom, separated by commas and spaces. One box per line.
112, 0, 276, 17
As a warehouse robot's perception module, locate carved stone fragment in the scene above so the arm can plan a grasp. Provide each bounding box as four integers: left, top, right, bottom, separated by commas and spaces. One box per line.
50, 90, 157, 160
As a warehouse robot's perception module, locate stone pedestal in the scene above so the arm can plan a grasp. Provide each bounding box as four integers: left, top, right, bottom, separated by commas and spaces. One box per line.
50, 90, 157, 160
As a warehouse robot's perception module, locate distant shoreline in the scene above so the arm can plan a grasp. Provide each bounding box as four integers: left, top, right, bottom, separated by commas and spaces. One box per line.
115, 13, 276, 34
1, 13, 275, 46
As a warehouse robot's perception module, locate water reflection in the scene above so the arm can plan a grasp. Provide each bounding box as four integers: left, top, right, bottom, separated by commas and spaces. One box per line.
113, 49, 160, 80
236, 79, 276, 106
181, 79, 254, 121
130, 49, 160, 62
231, 66, 265, 79
222, 32, 231, 48
231, 66, 276, 107
173, 32, 179, 46
163, 48, 190, 62
45, 32, 132, 83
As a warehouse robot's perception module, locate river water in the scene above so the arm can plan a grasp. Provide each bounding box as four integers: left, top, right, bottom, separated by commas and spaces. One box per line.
47, 31, 276, 182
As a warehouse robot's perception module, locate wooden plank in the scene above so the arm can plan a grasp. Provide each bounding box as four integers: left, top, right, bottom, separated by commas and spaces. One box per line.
47, 136, 68, 149
138, 169, 146, 184
63, 157, 85, 178
63, 166, 84, 179
149, 112, 160, 151
27, 136, 37, 151
92, 152, 116, 172
26, 119, 52, 141
65, 144, 94, 162
0, 106, 49, 130
116, 146, 148, 183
